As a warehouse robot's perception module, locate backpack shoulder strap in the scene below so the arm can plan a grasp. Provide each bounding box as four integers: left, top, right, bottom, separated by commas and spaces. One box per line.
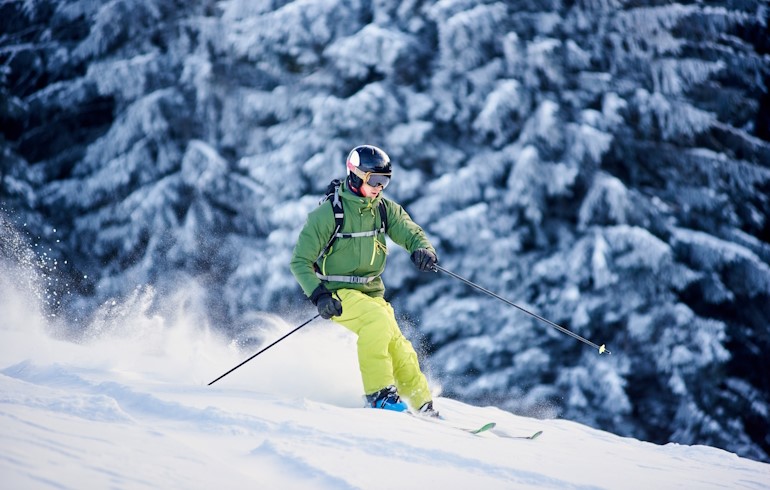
378, 200, 388, 234
316, 180, 344, 263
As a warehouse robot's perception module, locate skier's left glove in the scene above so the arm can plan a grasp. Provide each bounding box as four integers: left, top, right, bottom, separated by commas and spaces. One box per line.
411, 248, 438, 272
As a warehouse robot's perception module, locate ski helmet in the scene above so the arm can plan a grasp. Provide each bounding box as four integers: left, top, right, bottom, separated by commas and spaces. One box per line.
346, 145, 392, 191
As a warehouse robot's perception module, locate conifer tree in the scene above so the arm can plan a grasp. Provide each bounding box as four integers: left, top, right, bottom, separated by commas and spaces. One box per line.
2, 0, 768, 462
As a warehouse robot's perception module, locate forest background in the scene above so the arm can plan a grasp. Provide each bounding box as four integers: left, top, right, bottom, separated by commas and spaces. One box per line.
1, 0, 769, 462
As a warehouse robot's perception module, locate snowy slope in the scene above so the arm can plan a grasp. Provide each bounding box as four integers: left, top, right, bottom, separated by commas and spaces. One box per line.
1, 278, 768, 490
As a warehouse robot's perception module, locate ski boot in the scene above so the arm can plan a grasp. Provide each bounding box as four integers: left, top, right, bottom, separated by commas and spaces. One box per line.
418, 400, 440, 418
366, 385, 408, 412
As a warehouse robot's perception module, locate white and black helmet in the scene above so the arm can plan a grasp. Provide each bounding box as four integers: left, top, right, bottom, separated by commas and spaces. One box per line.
346, 145, 392, 190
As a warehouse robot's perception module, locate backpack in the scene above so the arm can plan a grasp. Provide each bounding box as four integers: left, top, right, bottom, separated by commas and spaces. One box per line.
315, 179, 389, 265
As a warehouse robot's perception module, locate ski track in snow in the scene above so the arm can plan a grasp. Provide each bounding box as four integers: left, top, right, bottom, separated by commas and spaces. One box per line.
2, 361, 576, 489
0, 275, 768, 490
2, 357, 769, 490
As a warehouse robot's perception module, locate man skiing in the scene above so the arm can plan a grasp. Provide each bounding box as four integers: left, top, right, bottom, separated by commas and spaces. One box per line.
290, 144, 439, 416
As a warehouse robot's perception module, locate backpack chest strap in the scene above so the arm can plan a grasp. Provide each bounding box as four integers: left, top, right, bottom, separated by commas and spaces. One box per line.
336, 226, 385, 239
314, 272, 379, 284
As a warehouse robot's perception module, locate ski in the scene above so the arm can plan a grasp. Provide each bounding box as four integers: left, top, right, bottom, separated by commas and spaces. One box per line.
526, 430, 543, 440
494, 430, 543, 440
405, 411, 539, 440
409, 412, 496, 436
433, 419, 541, 440
466, 421, 497, 435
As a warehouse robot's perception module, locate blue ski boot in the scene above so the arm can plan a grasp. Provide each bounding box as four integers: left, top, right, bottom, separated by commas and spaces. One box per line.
366, 385, 408, 412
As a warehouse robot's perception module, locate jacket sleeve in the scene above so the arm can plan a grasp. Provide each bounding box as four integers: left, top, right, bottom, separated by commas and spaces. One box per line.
383, 199, 438, 259
290, 203, 336, 297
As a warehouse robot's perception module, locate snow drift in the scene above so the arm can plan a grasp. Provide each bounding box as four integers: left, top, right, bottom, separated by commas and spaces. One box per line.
1, 263, 768, 489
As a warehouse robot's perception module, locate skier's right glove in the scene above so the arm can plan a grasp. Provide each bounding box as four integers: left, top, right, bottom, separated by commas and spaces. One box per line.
310, 284, 342, 319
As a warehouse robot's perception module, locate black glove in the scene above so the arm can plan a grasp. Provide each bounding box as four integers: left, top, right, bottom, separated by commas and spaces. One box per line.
310, 285, 342, 319
411, 248, 438, 272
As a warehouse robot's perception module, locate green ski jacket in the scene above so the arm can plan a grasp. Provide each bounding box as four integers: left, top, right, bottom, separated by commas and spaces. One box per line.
290, 181, 436, 298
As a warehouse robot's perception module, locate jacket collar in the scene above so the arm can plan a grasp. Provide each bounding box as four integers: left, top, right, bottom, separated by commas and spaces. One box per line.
340, 180, 383, 209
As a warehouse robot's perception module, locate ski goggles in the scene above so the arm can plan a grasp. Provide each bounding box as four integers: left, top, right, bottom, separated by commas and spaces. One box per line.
349, 165, 391, 189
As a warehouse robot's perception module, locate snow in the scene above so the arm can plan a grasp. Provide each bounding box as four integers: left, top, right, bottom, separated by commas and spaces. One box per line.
1, 271, 768, 490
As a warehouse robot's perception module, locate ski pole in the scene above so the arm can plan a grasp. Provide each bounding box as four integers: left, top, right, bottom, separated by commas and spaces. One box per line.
433, 265, 610, 355
208, 314, 321, 386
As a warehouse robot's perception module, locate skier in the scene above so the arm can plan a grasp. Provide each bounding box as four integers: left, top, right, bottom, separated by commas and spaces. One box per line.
290, 144, 439, 416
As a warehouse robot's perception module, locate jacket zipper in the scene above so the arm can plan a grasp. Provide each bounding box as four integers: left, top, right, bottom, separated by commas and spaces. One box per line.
322, 246, 331, 276
370, 237, 377, 265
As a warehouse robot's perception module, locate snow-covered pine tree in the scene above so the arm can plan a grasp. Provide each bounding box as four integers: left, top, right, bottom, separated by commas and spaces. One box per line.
409, 0, 770, 462
573, 1, 770, 459
1, 0, 264, 326
3, 0, 769, 462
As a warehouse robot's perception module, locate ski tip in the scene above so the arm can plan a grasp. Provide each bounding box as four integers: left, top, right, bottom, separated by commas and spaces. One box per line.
529, 430, 543, 440
469, 422, 497, 434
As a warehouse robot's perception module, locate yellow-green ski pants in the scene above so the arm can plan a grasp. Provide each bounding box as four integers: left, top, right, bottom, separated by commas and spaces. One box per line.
332, 289, 432, 409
